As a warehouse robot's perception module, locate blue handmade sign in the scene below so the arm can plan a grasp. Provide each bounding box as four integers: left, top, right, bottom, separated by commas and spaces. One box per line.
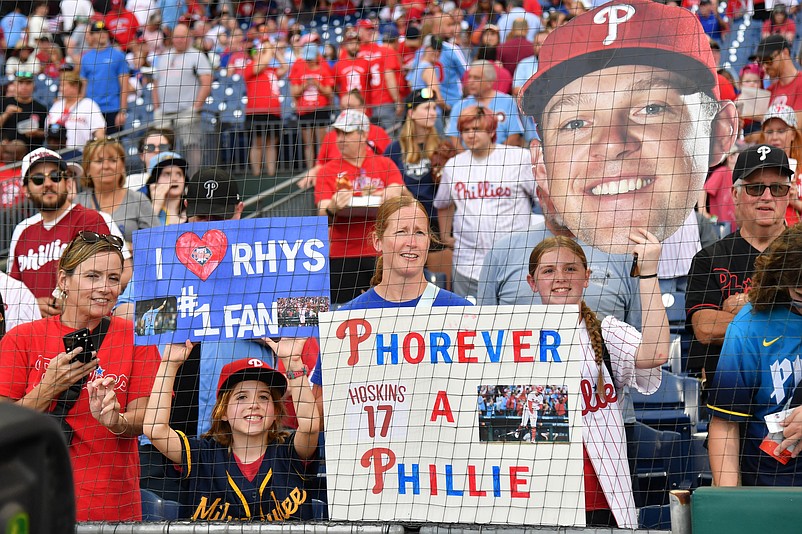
132, 217, 331, 345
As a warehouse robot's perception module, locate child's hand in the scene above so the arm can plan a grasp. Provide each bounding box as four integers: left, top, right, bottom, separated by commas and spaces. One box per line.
161, 340, 195, 364
628, 228, 661, 278
263, 337, 307, 369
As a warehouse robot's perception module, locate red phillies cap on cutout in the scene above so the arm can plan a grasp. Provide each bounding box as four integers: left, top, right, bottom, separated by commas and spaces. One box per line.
519, 0, 719, 124
216, 358, 287, 398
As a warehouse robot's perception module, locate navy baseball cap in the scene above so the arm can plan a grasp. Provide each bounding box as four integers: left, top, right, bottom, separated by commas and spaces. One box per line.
732, 144, 794, 184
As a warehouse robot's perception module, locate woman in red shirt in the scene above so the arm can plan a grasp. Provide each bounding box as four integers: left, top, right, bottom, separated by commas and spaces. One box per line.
244, 41, 288, 176
289, 33, 335, 170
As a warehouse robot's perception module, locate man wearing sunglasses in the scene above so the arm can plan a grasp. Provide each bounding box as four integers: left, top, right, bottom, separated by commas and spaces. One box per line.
7, 147, 130, 317
755, 34, 802, 129
686, 144, 793, 387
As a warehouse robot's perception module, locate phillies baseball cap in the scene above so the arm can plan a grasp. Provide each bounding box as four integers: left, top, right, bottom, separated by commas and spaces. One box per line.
185, 168, 241, 219
89, 20, 108, 32
763, 103, 798, 128
21, 147, 67, 179
732, 144, 794, 185
217, 358, 287, 398
519, 0, 718, 124
356, 18, 377, 29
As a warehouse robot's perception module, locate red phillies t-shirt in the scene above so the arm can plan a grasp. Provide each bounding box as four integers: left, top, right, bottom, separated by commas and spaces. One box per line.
0, 315, 160, 521
316, 124, 392, 166
358, 43, 400, 107
769, 71, 802, 111
8, 204, 115, 299
289, 59, 335, 115
243, 61, 283, 115
334, 56, 371, 98
104, 10, 140, 49
315, 152, 404, 258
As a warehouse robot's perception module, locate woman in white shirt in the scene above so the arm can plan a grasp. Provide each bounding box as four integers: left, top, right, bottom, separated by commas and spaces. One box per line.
46, 71, 105, 150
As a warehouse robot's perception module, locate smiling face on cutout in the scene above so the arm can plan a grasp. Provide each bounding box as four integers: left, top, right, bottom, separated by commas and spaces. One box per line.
532, 65, 733, 253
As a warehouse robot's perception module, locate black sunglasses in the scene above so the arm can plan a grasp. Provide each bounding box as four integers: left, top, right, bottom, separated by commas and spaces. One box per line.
142, 143, 170, 153
78, 231, 124, 250
27, 171, 65, 186
740, 183, 791, 197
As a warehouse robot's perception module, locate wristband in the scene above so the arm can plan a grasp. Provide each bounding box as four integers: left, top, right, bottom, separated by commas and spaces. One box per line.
639, 273, 658, 279
285, 366, 309, 380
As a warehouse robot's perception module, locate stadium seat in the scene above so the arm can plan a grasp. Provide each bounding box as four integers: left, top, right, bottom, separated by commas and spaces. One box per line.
628, 421, 683, 507
638, 504, 672, 530
34, 74, 59, 108
140, 488, 181, 521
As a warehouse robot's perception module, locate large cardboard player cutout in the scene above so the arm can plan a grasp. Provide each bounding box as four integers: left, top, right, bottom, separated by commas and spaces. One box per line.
519, 0, 738, 254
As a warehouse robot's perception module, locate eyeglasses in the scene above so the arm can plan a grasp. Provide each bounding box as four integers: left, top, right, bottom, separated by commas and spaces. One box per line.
78, 231, 124, 250
760, 52, 782, 66
763, 128, 792, 136
27, 171, 65, 186
739, 183, 791, 197
143, 143, 170, 153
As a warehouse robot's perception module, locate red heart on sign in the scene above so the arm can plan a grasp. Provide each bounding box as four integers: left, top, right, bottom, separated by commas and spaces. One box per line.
175, 230, 228, 281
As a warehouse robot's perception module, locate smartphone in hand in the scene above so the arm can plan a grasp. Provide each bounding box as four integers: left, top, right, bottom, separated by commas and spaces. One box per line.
63, 328, 96, 363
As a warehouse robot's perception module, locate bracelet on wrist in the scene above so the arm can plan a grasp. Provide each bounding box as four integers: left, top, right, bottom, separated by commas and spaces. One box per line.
639, 273, 658, 279
110, 412, 129, 435
285, 366, 309, 380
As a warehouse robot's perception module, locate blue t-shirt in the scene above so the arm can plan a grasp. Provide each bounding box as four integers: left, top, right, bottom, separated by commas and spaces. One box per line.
384, 140, 437, 225
0, 12, 27, 49
309, 287, 472, 386
80, 47, 130, 112
437, 42, 469, 110
446, 94, 525, 145
708, 303, 802, 486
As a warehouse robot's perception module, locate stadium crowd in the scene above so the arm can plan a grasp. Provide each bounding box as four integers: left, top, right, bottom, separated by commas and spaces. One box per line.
1, 0, 802, 528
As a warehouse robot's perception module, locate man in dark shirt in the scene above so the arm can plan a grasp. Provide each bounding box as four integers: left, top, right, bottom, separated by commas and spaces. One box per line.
686, 144, 792, 385
0, 71, 47, 150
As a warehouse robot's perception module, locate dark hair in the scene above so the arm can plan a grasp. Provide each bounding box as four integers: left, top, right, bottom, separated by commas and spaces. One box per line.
138, 127, 176, 152
528, 237, 609, 399
749, 223, 802, 311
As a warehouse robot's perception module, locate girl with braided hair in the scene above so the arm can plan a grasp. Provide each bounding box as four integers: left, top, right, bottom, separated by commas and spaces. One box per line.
526, 232, 669, 529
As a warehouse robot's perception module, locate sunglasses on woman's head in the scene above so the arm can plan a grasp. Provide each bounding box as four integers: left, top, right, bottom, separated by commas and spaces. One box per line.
27, 171, 65, 186
78, 231, 124, 250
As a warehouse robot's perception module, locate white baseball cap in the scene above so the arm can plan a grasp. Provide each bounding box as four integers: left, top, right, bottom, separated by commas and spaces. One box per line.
21, 148, 67, 179
331, 109, 370, 133
763, 104, 798, 129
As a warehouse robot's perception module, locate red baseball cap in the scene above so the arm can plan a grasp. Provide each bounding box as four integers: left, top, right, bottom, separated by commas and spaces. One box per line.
356, 18, 377, 29
216, 358, 287, 398
519, 0, 719, 124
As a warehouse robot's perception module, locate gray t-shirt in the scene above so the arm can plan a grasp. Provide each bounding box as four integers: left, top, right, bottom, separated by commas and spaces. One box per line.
152, 47, 213, 114
475, 223, 643, 328
74, 188, 159, 243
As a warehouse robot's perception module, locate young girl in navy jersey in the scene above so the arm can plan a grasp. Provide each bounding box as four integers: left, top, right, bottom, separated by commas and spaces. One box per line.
145, 339, 320, 521
526, 233, 669, 529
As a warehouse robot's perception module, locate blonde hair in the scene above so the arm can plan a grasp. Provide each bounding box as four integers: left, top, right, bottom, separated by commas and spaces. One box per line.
528, 237, 609, 399
370, 195, 436, 287
398, 107, 441, 166
82, 139, 126, 189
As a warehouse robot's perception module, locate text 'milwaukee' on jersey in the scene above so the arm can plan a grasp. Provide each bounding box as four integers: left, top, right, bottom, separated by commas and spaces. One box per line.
175, 431, 318, 521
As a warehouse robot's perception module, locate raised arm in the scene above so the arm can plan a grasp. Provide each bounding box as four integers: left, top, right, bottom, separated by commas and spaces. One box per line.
629, 228, 670, 369
264, 338, 320, 460
143, 341, 194, 465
